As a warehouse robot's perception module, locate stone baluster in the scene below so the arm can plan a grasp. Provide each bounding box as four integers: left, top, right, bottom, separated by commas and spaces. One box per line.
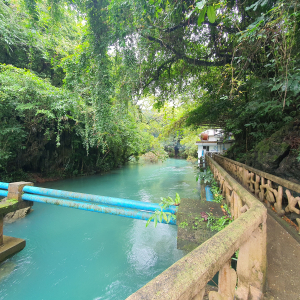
243, 168, 249, 188
235, 218, 267, 300
254, 175, 260, 197
259, 178, 265, 202
209, 260, 237, 300
192, 288, 206, 300
233, 192, 243, 220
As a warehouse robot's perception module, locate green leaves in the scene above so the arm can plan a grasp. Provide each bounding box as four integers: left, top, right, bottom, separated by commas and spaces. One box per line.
194, 1, 216, 26
160, 193, 181, 209
207, 6, 216, 23
146, 194, 179, 228
145, 210, 176, 228
198, 7, 207, 25
196, 0, 206, 10
196, 168, 214, 184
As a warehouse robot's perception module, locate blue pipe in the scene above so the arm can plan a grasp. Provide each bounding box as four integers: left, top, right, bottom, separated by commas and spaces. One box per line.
23, 186, 177, 214
0, 182, 9, 190
22, 193, 176, 225
0, 190, 8, 197
205, 186, 214, 202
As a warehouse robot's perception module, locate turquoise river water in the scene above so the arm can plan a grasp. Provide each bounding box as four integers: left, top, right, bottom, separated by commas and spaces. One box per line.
0, 159, 200, 300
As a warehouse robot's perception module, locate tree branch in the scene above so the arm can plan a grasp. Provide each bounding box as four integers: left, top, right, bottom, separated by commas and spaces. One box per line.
143, 56, 178, 90
142, 34, 229, 66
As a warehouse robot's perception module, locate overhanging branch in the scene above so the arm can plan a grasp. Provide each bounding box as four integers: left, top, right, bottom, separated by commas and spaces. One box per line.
142, 34, 229, 66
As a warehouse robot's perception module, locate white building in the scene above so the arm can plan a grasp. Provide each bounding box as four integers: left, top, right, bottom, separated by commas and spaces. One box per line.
196, 129, 234, 164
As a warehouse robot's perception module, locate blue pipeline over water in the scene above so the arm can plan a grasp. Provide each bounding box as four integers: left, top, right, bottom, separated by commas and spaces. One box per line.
22, 193, 176, 225
0, 182, 177, 224
22, 186, 177, 214
0, 182, 8, 197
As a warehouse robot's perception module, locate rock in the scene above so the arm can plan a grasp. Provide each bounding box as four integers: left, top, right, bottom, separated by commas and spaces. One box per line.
241, 121, 300, 184
275, 151, 300, 184
4, 207, 32, 223
245, 129, 291, 173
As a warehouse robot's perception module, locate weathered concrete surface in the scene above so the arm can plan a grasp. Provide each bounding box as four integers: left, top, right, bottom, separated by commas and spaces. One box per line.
266, 213, 300, 300
4, 207, 32, 223
0, 198, 34, 221
7, 181, 34, 201
0, 236, 26, 263
177, 196, 223, 252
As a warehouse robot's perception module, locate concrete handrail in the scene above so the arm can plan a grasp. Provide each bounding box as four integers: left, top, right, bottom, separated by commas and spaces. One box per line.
214, 154, 300, 193
213, 154, 300, 221
126, 155, 267, 300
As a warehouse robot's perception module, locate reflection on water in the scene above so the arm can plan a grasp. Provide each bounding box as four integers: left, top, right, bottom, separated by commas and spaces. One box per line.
1, 159, 199, 300
0, 261, 16, 283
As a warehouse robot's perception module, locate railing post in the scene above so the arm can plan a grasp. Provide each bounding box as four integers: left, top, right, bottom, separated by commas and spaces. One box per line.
192, 288, 205, 300
219, 260, 237, 299
209, 259, 237, 300
235, 217, 267, 300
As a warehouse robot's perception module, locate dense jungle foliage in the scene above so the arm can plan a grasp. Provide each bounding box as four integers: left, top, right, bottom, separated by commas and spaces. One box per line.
0, 0, 299, 181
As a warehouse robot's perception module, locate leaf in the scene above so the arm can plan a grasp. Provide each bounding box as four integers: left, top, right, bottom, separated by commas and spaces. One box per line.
162, 212, 168, 222
175, 193, 180, 204
154, 216, 158, 227
271, 83, 282, 91
186, 9, 195, 19
197, 6, 207, 25
146, 217, 152, 227
167, 214, 171, 223
196, 0, 206, 10
207, 6, 216, 23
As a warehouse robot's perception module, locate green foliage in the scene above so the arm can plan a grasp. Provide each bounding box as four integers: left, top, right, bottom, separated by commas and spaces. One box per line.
210, 181, 223, 204
0, 0, 83, 86
145, 210, 176, 228
146, 193, 180, 228
207, 213, 232, 232
160, 193, 181, 209
0, 62, 152, 179
179, 221, 188, 229
0, 63, 77, 172
2, 0, 299, 181
196, 168, 214, 184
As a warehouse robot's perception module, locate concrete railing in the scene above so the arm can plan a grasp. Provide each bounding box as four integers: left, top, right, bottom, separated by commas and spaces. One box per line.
126, 155, 267, 300
213, 154, 300, 230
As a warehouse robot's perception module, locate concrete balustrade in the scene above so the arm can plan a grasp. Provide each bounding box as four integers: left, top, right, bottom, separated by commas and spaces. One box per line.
126, 154, 267, 300
213, 154, 300, 233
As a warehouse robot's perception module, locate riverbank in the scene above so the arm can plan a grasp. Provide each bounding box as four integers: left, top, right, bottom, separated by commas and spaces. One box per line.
1, 156, 198, 184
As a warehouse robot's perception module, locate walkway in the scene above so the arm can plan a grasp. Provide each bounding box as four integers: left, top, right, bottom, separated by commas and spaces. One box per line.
265, 213, 300, 300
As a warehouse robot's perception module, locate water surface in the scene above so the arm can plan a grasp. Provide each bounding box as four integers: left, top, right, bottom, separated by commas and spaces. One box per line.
1, 159, 199, 300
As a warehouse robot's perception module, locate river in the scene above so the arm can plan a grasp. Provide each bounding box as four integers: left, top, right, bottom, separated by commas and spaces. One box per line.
0, 159, 200, 300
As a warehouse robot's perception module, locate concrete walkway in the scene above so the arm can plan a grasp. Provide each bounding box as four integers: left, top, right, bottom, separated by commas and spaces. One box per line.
265, 213, 300, 300
203, 213, 300, 300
